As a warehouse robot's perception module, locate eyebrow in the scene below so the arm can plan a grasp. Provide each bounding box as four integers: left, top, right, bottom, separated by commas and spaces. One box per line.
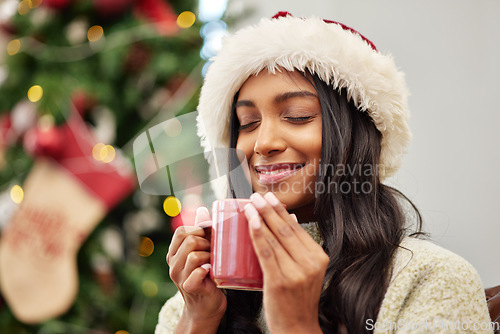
235, 90, 318, 108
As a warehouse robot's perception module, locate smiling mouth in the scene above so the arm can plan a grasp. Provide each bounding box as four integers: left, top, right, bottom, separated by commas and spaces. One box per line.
254, 163, 305, 184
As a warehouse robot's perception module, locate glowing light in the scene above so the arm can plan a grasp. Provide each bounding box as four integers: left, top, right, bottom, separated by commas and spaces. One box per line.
138, 236, 154, 257
164, 118, 182, 137
200, 20, 227, 38
92, 143, 105, 161
38, 114, 55, 131
115, 331, 129, 334
27, 85, 43, 102
10, 185, 24, 204
100, 145, 116, 163
142, 280, 158, 297
163, 196, 181, 217
17, 0, 30, 15
87, 25, 104, 42
7, 39, 21, 56
28, 0, 42, 8
177, 11, 196, 29
200, 25, 227, 60
198, 0, 227, 22
93, 143, 115, 163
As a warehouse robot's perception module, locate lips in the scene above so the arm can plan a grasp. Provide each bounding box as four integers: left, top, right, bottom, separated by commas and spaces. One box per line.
254, 163, 304, 184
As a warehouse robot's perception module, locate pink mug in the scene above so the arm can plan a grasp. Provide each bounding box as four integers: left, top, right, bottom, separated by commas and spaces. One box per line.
206, 199, 263, 290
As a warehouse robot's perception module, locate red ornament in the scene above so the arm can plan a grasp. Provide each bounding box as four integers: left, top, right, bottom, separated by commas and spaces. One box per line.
0, 114, 14, 145
70, 90, 96, 116
93, 266, 115, 296
166, 75, 187, 95
42, 0, 72, 10
93, 0, 133, 18
134, 0, 178, 35
23, 126, 64, 158
0, 23, 16, 36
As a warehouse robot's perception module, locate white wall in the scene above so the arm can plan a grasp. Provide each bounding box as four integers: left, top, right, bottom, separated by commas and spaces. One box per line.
227, 0, 500, 287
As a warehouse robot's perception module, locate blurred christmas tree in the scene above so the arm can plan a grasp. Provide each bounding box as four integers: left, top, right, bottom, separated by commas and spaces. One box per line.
0, 0, 206, 332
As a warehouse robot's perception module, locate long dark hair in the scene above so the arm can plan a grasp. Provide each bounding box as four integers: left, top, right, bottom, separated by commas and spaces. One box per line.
218, 71, 424, 333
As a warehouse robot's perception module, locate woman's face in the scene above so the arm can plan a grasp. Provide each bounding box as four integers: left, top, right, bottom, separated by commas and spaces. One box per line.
235, 69, 322, 221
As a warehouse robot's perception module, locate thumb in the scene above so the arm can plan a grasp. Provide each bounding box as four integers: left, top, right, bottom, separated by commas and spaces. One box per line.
195, 206, 211, 227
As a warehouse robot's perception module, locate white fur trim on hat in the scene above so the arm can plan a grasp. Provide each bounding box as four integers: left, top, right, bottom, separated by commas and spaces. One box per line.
197, 13, 411, 179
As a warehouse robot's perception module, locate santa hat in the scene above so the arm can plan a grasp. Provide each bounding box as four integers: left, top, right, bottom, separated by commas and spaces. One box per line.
196, 11, 411, 179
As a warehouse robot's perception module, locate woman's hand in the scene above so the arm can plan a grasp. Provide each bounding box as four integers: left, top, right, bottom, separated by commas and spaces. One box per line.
244, 192, 328, 334
166, 207, 226, 333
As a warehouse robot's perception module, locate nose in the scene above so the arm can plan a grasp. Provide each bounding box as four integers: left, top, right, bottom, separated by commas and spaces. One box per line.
253, 120, 287, 156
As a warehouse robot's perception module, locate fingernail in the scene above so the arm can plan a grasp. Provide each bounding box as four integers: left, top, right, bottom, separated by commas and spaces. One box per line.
201, 263, 211, 272
264, 192, 279, 206
290, 213, 298, 222
196, 206, 210, 216
250, 192, 266, 208
249, 216, 261, 229
244, 203, 259, 218
244, 204, 261, 229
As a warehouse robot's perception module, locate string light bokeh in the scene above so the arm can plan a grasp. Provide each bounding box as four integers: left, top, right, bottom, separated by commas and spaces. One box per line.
17, 0, 30, 15
177, 11, 196, 29
141, 280, 159, 297
87, 25, 104, 42
92, 143, 116, 164
163, 196, 181, 217
27, 85, 43, 102
138, 236, 155, 257
9, 185, 24, 204
6, 39, 21, 55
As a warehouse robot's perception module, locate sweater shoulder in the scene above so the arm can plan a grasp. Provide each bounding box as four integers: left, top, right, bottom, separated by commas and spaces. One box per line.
388, 236, 486, 304
374, 236, 492, 333
393, 237, 476, 275
391, 236, 480, 283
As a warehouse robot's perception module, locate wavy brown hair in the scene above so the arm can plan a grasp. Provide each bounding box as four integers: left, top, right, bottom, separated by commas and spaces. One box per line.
218, 71, 424, 333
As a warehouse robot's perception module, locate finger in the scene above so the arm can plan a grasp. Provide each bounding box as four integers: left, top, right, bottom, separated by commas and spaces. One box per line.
244, 203, 297, 277
182, 265, 212, 294
184, 251, 211, 276
262, 192, 317, 247
195, 206, 212, 228
249, 193, 313, 260
167, 225, 205, 263
246, 203, 328, 286
168, 205, 211, 260
168, 233, 210, 268
260, 194, 327, 271
169, 236, 210, 284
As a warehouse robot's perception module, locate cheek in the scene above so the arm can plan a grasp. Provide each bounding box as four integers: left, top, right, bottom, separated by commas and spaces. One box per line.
294, 128, 322, 160
309, 127, 322, 161
235, 135, 254, 162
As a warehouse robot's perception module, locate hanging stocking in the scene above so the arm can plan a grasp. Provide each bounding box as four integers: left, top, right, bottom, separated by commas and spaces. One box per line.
0, 112, 135, 324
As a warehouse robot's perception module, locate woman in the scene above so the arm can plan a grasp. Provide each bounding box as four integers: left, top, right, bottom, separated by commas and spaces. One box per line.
156, 12, 492, 333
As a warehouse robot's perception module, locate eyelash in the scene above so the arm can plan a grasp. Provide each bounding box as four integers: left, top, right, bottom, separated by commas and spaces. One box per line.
239, 121, 259, 131
286, 116, 312, 122
239, 116, 313, 131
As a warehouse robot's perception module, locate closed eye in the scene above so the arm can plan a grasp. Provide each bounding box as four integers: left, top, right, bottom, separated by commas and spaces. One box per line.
239, 121, 260, 131
286, 116, 313, 122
